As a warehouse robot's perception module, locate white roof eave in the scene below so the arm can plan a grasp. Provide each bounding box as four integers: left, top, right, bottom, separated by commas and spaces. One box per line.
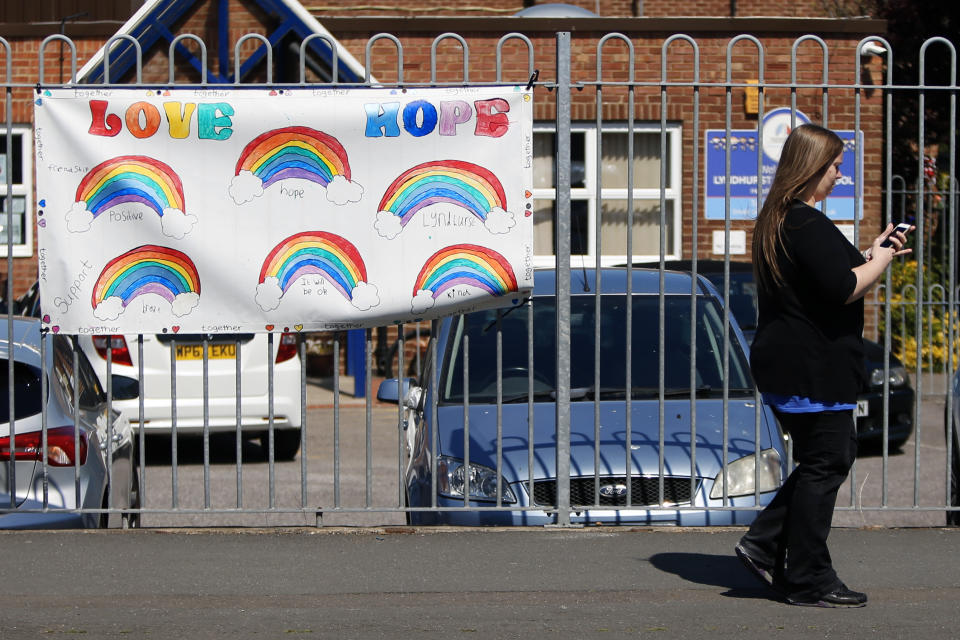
76, 0, 372, 85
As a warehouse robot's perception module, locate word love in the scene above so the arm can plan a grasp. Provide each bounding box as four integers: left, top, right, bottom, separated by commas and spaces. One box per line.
364, 98, 510, 138
87, 100, 234, 140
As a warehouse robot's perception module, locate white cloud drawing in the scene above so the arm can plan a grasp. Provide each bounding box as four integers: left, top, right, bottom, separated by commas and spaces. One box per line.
374, 211, 403, 240
255, 277, 284, 311
411, 289, 436, 315
350, 281, 380, 311
325, 175, 364, 205
170, 292, 200, 317
93, 296, 125, 321
65, 202, 94, 233
229, 170, 263, 205
484, 207, 516, 235
160, 208, 198, 239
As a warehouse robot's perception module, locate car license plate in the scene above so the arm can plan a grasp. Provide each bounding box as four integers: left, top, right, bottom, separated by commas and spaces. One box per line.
175, 343, 236, 360
855, 399, 869, 418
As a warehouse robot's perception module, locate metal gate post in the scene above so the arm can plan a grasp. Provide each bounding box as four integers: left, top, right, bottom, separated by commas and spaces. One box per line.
553, 31, 573, 528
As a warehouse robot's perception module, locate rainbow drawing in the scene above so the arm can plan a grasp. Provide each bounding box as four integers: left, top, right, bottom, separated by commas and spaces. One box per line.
92, 245, 201, 319
413, 244, 518, 300
379, 160, 507, 228
75, 155, 185, 219
257, 231, 377, 311
235, 126, 351, 190
68, 155, 195, 238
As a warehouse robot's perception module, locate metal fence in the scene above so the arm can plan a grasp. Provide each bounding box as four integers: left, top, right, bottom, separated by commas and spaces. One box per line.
1, 31, 957, 528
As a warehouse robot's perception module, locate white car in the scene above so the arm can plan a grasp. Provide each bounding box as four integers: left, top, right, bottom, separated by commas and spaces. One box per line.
1, 317, 139, 528
18, 283, 304, 460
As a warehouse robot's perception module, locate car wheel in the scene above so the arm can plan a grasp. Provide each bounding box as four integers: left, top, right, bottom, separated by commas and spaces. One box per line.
949, 436, 960, 526
125, 469, 141, 529
402, 484, 416, 525
264, 428, 302, 461
887, 436, 909, 453
99, 493, 110, 529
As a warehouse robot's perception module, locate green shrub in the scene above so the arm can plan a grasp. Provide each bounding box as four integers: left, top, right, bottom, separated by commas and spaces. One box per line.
878, 258, 959, 372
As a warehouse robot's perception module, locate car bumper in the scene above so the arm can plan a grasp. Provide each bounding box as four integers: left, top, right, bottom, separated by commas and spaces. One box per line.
409, 483, 775, 526
115, 397, 301, 433
0, 494, 101, 529
855, 386, 915, 444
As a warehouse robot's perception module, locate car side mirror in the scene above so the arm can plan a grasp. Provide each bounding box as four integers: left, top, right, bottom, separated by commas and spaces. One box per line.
111, 375, 140, 401
377, 378, 418, 406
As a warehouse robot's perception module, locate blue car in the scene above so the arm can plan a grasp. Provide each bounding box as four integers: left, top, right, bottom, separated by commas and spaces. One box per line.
945, 372, 960, 525
633, 259, 916, 450
378, 267, 786, 526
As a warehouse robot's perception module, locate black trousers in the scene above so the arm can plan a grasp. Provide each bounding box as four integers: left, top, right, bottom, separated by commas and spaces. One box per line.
740, 409, 858, 600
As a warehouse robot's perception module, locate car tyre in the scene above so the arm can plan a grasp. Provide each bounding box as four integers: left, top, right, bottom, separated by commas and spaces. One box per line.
403, 489, 413, 526
125, 469, 142, 529
887, 437, 909, 453
99, 493, 110, 529
949, 436, 959, 526
264, 428, 302, 461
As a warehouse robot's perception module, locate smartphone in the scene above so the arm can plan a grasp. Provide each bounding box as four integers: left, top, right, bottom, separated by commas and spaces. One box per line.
880, 222, 912, 248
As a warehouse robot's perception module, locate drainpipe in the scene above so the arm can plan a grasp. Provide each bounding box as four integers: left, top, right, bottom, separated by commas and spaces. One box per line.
59, 11, 88, 82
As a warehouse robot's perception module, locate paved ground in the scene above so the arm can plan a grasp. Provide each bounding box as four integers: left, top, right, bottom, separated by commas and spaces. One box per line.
0, 526, 956, 639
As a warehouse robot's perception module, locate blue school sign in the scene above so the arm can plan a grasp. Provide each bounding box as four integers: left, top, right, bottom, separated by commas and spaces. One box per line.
705, 108, 862, 220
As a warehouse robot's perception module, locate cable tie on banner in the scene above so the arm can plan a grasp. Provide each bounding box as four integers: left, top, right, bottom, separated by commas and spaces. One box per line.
526, 70, 540, 91
35, 83, 41, 94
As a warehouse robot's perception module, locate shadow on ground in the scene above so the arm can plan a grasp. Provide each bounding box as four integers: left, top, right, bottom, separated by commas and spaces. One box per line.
141, 434, 271, 466
648, 552, 782, 601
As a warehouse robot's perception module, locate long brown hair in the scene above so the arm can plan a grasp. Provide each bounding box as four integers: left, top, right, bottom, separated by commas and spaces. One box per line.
752, 123, 844, 293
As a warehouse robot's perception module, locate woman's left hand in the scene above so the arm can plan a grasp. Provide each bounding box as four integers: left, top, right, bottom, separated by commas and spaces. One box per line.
870, 223, 914, 262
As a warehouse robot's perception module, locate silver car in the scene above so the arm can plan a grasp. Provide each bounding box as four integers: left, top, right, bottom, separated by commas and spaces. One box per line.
17, 281, 304, 460
0, 317, 139, 528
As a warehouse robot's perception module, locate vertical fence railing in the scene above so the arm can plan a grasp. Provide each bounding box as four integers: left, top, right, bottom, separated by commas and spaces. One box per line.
2, 35, 13, 511
0, 31, 957, 527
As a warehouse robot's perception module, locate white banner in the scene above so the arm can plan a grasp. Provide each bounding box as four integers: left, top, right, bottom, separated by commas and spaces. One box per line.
34, 87, 534, 335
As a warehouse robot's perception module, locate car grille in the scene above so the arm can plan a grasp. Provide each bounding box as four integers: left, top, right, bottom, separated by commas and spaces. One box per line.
532, 476, 698, 508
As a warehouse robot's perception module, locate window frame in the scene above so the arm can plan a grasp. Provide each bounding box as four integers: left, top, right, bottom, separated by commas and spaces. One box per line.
0, 125, 34, 258
531, 121, 683, 268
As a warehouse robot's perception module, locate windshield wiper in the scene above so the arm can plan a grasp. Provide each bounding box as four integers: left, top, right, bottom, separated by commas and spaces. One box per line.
661, 386, 756, 397
482, 299, 529, 333
494, 385, 754, 403
500, 391, 558, 403
572, 385, 755, 400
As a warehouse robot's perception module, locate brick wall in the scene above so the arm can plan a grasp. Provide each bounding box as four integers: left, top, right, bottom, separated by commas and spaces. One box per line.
0, 38, 107, 296
334, 26, 885, 264
305, 0, 837, 18
643, 0, 831, 17
0, 2, 885, 303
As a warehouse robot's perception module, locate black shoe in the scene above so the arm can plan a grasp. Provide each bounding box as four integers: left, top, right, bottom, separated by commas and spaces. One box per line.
788, 584, 868, 608
735, 542, 774, 588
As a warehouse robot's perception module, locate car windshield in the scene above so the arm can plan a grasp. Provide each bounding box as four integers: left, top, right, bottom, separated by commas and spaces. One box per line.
0, 360, 44, 423
702, 271, 758, 331
441, 294, 754, 404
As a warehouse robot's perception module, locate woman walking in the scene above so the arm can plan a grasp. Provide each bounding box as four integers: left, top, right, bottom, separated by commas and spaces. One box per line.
735, 123, 912, 607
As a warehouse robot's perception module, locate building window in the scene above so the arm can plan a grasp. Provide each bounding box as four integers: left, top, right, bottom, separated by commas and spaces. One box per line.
0, 126, 33, 257
531, 122, 682, 267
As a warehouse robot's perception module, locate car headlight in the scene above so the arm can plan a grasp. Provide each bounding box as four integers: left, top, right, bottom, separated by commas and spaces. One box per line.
870, 366, 908, 388
710, 448, 782, 499
437, 456, 517, 503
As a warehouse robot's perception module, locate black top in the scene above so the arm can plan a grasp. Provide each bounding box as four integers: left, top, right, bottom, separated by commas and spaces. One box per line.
750, 201, 867, 403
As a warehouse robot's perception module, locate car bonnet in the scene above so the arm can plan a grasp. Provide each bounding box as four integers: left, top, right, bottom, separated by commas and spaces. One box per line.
434, 397, 778, 483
